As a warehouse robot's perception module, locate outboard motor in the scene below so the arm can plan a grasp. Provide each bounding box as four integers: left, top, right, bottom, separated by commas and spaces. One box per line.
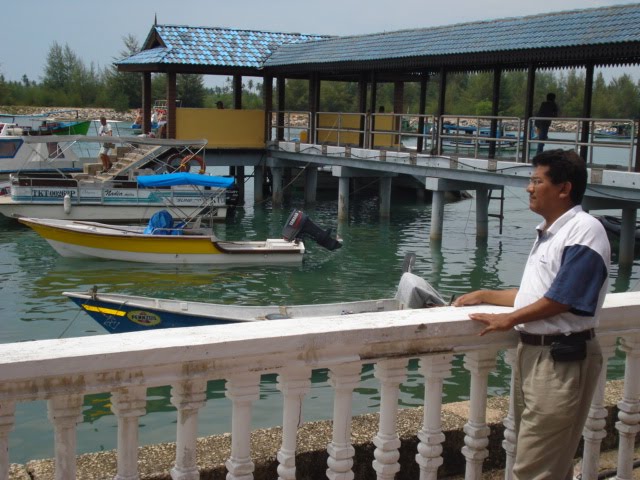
282, 209, 342, 251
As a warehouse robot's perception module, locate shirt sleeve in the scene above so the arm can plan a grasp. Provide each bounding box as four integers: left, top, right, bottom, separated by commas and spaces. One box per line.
545, 244, 608, 316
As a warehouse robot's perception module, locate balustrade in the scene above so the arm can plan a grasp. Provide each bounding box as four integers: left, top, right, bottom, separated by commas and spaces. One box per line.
0, 294, 639, 480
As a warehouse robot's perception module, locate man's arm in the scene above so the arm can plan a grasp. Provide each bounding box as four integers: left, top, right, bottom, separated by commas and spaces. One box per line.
453, 288, 518, 307
468, 296, 570, 336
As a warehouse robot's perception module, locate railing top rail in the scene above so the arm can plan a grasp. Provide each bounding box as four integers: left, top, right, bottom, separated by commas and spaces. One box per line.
1, 291, 639, 395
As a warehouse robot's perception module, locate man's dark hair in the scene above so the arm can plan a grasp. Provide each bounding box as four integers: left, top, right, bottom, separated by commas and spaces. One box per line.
547, 93, 556, 101
532, 149, 587, 205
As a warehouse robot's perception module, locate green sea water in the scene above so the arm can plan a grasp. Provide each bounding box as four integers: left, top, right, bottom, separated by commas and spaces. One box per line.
1, 161, 638, 463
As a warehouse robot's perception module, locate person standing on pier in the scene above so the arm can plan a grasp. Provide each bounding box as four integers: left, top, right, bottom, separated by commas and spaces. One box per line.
534, 93, 558, 154
98, 116, 113, 172
454, 149, 610, 480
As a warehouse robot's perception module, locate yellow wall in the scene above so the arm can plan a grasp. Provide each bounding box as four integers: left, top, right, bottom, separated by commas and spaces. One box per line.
372, 115, 396, 147
316, 113, 362, 145
176, 108, 265, 148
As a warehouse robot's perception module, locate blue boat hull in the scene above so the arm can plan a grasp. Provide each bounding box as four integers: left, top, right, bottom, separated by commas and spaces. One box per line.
67, 296, 239, 333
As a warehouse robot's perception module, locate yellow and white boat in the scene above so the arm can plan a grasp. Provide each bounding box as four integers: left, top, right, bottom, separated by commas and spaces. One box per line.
19, 209, 343, 265
18, 217, 306, 265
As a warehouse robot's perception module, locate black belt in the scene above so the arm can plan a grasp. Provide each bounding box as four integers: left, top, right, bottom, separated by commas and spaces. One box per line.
519, 328, 595, 346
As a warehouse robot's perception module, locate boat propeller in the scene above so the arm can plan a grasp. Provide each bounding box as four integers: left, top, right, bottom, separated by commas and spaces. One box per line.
282, 209, 342, 251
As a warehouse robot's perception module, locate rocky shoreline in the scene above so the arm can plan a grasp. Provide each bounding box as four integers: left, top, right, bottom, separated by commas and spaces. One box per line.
0, 106, 137, 122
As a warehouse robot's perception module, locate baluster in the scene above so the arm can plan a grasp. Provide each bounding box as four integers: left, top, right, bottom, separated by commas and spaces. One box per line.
111, 386, 147, 480
225, 373, 261, 480
47, 394, 83, 480
276, 368, 311, 480
615, 335, 640, 480
0, 401, 16, 480
326, 362, 362, 480
170, 379, 207, 480
415, 353, 453, 480
372, 359, 407, 480
581, 336, 617, 480
462, 350, 497, 480
502, 348, 516, 480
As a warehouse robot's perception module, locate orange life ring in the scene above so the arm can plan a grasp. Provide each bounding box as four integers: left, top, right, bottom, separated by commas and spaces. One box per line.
171, 154, 206, 174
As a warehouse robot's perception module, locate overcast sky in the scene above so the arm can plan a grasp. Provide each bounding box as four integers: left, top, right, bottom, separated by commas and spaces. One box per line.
2, 0, 639, 86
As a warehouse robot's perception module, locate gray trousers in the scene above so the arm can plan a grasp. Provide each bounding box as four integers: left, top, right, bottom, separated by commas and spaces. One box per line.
512, 338, 602, 480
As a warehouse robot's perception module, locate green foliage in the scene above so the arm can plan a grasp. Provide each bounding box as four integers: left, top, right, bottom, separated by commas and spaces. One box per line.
4, 39, 640, 122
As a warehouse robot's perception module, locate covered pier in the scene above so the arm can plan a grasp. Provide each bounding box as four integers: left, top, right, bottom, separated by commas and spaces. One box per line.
115, 4, 640, 264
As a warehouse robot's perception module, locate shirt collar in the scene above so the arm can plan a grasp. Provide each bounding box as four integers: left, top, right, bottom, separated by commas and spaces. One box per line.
536, 205, 582, 238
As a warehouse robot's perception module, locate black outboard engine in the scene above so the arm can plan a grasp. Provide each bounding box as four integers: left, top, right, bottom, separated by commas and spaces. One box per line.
282, 209, 342, 251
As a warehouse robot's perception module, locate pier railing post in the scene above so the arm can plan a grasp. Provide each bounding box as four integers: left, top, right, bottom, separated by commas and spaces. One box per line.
276, 368, 311, 480
225, 373, 261, 480
0, 401, 15, 480
372, 359, 407, 480
615, 335, 640, 479
170, 379, 207, 480
502, 348, 517, 480
462, 350, 497, 480
327, 362, 361, 480
47, 394, 83, 480
111, 386, 147, 480
416, 354, 453, 480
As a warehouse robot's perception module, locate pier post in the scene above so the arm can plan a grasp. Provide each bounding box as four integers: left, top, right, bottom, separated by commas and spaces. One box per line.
236, 166, 245, 206
304, 167, 318, 205
475, 187, 489, 238
379, 177, 392, 218
430, 191, 445, 240
0, 401, 15, 480
254, 165, 264, 204
48, 395, 83, 480
111, 387, 147, 480
338, 177, 350, 221
271, 167, 284, 207
170, 379, 207, 480
619, 208, 637, 266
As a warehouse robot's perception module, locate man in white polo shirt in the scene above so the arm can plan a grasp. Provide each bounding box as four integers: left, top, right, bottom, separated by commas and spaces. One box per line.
454, 149, 610, 479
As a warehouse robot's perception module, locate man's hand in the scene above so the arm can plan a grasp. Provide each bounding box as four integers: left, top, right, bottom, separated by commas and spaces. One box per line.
453, 291, 485, 307
469, 312, 517, 336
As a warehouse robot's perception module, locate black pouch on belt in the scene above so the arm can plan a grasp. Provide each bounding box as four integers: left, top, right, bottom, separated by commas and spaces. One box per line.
550, 339, 587, 362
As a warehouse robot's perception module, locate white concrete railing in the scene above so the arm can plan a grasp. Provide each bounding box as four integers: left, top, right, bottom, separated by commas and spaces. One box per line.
1, 293, 639, 480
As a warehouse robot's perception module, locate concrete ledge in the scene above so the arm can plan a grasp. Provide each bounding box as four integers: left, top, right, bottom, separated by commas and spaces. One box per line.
14, 380, 632, 480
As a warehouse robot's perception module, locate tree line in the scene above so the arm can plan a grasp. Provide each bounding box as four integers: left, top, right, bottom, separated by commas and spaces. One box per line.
1, 36, 640, 120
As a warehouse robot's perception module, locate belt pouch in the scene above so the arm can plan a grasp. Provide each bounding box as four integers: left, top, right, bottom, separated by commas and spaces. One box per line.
550, 339, 586, 362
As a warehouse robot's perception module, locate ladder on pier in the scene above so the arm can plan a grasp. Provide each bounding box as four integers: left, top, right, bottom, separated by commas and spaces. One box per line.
487, 187, 505, 234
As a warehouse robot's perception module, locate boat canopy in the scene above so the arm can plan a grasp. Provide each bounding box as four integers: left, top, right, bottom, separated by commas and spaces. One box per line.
137, 172, 235, 188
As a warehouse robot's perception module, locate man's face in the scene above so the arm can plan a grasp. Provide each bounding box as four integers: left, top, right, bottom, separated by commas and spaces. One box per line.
526, 165, 568, 217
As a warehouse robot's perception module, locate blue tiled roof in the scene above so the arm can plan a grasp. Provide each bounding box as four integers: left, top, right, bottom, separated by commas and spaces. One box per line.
266, 4, 640, 66
118, 4, 640, 70
117, 25, 329, 68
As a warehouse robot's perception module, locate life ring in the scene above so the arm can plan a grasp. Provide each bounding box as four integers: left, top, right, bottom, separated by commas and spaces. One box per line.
169, 154, 206, 174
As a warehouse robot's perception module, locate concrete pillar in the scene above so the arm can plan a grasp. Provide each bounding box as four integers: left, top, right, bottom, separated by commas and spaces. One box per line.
372, 359, 407, 480
338, 177, 350, 221
326, 363, 361, 480
225, 374, 260, 480
430, 191, 445, 240
111, 387, 147, 480
170, 379, 207, 480
271, 167, 284, 207
619, 208, 637, 266
236, 166, 245, 206
48, 395, 83, 480
475, 187, 489, 238
0, 401, 16, 480
304, 167, 318, 204
379, 177, 392, 218
276, 368, 311, 480
416, 354, 453, 479
462, 351, 497, 479
254, 165, 264, 204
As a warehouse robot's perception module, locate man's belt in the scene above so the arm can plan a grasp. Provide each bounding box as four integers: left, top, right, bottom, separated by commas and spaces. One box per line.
519, 328, 595, 346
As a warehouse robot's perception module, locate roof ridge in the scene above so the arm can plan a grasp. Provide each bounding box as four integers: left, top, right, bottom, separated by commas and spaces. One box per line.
155, 24, 330, 38
285, 3, 640, 44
